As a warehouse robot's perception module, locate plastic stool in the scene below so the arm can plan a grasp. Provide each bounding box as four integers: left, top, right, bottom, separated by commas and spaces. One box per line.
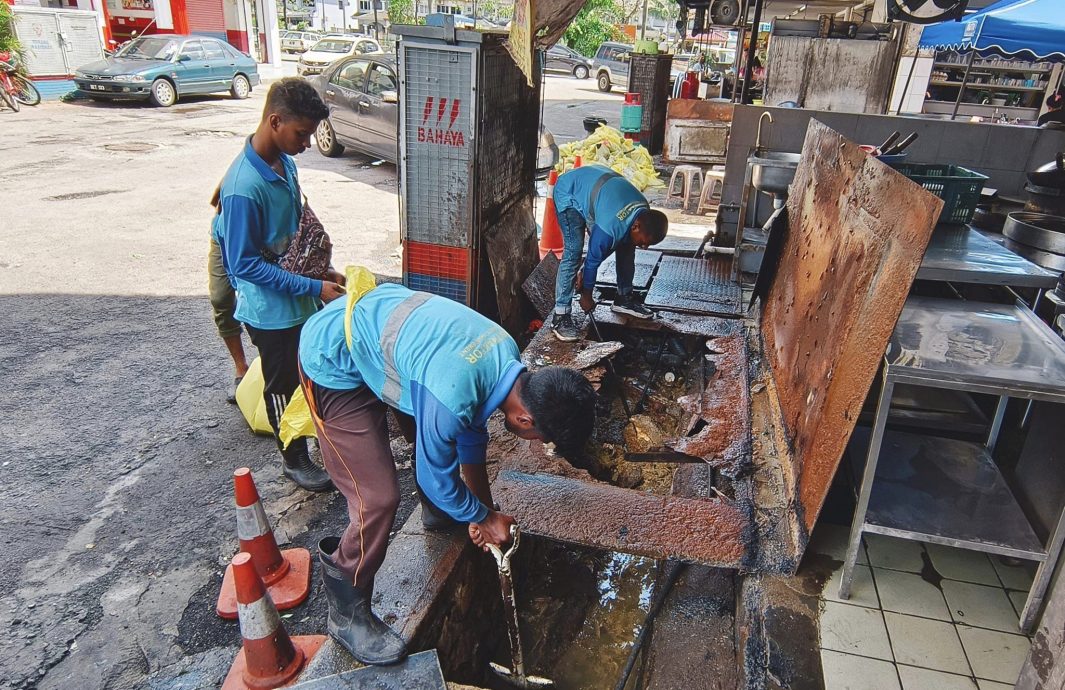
696, 170, 726, 215
667, 165, 703, 212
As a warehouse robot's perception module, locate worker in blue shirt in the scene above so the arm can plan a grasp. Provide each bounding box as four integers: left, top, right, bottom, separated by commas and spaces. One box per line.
550, 165, 669, 341
213, 79, 344, 492
298, 283, 596, 665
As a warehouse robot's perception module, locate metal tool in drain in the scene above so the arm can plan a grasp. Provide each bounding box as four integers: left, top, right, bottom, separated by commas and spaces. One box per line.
586, 309, 636, 430
487, 526, 554, 689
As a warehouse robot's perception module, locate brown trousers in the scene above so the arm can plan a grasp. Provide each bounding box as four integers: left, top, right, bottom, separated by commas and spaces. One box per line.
301, 373, 400, 590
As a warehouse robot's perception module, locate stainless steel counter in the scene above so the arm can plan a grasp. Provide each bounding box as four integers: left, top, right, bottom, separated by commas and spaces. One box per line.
916, 225, 1058, 289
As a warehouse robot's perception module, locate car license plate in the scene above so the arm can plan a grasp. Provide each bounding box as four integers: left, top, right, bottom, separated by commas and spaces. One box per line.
90, 84, 104, 90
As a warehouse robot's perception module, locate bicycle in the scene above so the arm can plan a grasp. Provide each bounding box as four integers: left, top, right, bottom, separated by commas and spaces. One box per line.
0, 52, 41, 112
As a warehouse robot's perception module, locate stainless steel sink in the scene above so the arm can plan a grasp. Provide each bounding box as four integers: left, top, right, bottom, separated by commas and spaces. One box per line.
750, 151, 801, 196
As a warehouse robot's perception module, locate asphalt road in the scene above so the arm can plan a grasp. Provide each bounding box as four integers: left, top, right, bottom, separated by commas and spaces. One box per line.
0, 70, 619, 689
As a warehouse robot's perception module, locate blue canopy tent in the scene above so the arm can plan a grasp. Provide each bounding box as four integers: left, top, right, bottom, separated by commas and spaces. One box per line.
911, 0, 1065, 118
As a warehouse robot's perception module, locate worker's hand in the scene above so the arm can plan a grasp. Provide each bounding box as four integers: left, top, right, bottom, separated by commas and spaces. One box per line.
574, 269, 583, 290
579, 290, 596, 314
469, 510, 516, 552
320, 281, 346, 303
327, 268, 346, 287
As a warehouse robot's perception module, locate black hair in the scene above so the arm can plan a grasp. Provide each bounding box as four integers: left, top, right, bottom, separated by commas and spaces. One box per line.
1048, 92, 1064, 110
519, 367, 596, 456
264, 78, 329, 123
638, 209, 669, 244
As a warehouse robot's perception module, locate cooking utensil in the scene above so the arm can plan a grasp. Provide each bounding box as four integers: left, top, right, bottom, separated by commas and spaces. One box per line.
487, 526, 554, 689
876, 131, 901, 154
1027, 152, 1065, 189
883, 132, 918, 156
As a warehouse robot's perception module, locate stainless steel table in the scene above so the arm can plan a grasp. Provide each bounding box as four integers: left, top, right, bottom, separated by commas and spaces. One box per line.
916, 225, 1058, 289
840, 296, 1065, 633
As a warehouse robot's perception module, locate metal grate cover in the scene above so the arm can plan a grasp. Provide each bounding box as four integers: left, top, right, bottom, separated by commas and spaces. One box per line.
644, 255, 742, 316
400, 43, 476, 248
596, 249, 662, 289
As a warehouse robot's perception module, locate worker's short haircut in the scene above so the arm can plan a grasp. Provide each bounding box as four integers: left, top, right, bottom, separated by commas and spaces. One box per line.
639, 209, 669, 244
264, 78, 329, 123
520, 367, 597, 457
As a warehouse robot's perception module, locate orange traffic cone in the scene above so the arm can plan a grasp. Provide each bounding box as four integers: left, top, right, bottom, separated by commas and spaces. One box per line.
216, 468, 312, 619
539, 169, 564, 260
221, 553, 326, 690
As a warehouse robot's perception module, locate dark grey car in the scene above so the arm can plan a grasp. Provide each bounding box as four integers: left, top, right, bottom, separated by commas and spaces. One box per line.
545, 44, 592, 79
310, 55, 399, 163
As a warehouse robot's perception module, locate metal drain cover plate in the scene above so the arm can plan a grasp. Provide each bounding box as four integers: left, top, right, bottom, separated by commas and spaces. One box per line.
644, 255, 742, 316
596, 249, 662, 289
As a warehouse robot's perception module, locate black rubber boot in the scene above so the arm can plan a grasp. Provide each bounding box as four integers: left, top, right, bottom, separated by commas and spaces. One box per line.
281, 441, 334, 492
318, 537, 408, 666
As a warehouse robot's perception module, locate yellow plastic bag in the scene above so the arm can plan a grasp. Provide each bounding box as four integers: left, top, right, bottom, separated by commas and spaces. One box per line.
277, 265, 378, 449
235, 357, 274, 436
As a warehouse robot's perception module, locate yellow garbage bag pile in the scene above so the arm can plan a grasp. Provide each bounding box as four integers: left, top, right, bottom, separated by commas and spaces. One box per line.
555, 125, 663, 191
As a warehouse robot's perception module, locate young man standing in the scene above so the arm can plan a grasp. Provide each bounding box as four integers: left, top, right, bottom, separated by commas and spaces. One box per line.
213, 78, 343, 492
550, 165, 669, 342
298, 283, 597, 665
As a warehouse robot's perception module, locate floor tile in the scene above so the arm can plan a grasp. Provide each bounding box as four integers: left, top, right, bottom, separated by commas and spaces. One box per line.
874, 568, 951, 621
820, 601, 893, 661
897, 665, 978, 690
821, 650, 901, 690
1008, 590, 1028, 618
865, 534, 925, 573
976, 681, 1015, 690
810, 523, 868, 565
990, 556, 1035, 591
942, 581, 1021, 633
925, 544, 1000, 586
824, 564, 880, 609
958, 626, 1030, 684
884, 612, 970, 675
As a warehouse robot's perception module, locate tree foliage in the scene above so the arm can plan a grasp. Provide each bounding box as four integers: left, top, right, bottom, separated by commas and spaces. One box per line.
388, 0, 416, 25
0, 2, 28, 75
561, 0, 626, 57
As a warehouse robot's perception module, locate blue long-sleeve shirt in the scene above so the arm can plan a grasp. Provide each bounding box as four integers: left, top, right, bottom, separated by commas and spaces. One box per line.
299, 284, 525, 523
212, 137, 322, 330
553, 165, 649, 290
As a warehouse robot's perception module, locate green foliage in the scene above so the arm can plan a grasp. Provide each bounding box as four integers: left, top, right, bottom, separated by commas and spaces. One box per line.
387, 0, 415, 25
0, 2, 28, 76
562, 0, 626, 57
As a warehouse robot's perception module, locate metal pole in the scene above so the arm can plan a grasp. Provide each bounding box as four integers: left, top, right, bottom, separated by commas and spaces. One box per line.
896, 49, 918, 115
372, 0, 379, 38
741, 0, 765, 105
639, 0, 649, 41
950, 50, 976, 121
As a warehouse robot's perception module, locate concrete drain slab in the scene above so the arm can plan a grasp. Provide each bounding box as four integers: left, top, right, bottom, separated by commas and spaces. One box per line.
292, 650, 446, 689
644, 255, 742, 317
596, 249, 662, 289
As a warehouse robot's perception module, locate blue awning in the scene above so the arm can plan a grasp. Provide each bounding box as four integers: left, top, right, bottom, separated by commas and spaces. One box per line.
919, 0, 1065, 62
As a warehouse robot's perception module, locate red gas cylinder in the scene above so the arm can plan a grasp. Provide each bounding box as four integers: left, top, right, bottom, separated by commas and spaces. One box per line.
680, 71, 699, 99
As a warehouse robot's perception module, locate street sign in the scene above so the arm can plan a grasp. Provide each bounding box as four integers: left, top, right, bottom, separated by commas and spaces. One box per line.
507, 0, 535, 87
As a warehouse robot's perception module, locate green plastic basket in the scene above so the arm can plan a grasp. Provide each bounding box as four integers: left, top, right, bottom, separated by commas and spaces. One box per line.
889, 163, 989, 225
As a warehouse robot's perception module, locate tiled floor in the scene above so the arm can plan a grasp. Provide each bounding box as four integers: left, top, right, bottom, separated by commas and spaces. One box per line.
809, 523, 1035, 689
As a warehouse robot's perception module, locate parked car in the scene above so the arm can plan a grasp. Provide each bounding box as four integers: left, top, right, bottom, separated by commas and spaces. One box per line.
307, 53, 558, 175
282, 31, 322, 53
297, 37, 383, 76
545, 44, 593, 79
73, 35, 259, 107
592, 41, 632, 92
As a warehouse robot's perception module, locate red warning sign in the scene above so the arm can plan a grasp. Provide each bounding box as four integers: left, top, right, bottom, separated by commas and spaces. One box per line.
417, 96, 466, 147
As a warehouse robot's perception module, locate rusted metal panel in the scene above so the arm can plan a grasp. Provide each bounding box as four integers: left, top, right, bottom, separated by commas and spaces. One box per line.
494, 470, 749, 567
762, 119, 943, 534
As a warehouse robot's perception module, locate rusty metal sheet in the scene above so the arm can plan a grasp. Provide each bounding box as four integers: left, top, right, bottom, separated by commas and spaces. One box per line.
589, 305, 741, 339
761, 119, 943, 534
494, 470, 748, 567
522, 252, 560, 320
668, 328, 751, 477
644, 255, 743, 317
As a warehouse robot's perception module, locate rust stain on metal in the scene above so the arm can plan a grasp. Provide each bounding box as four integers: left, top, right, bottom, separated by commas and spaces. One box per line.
589, 306, 742, 339
761, 120, 943, 534
668, 329, 751, 476
495, 470, 748, 566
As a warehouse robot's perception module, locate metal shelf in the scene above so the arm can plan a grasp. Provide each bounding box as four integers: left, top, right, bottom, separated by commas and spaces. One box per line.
934, 61, 1053, 75
929, 80, 1048, 92
850, 427, 1044, 560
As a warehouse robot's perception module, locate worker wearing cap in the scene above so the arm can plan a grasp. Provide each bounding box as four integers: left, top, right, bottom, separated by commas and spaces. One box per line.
298, 283, 597, 666
550, 164, 669, 342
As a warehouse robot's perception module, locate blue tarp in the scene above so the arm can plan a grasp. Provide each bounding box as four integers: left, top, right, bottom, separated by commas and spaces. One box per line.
919, 0, 1065, 61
